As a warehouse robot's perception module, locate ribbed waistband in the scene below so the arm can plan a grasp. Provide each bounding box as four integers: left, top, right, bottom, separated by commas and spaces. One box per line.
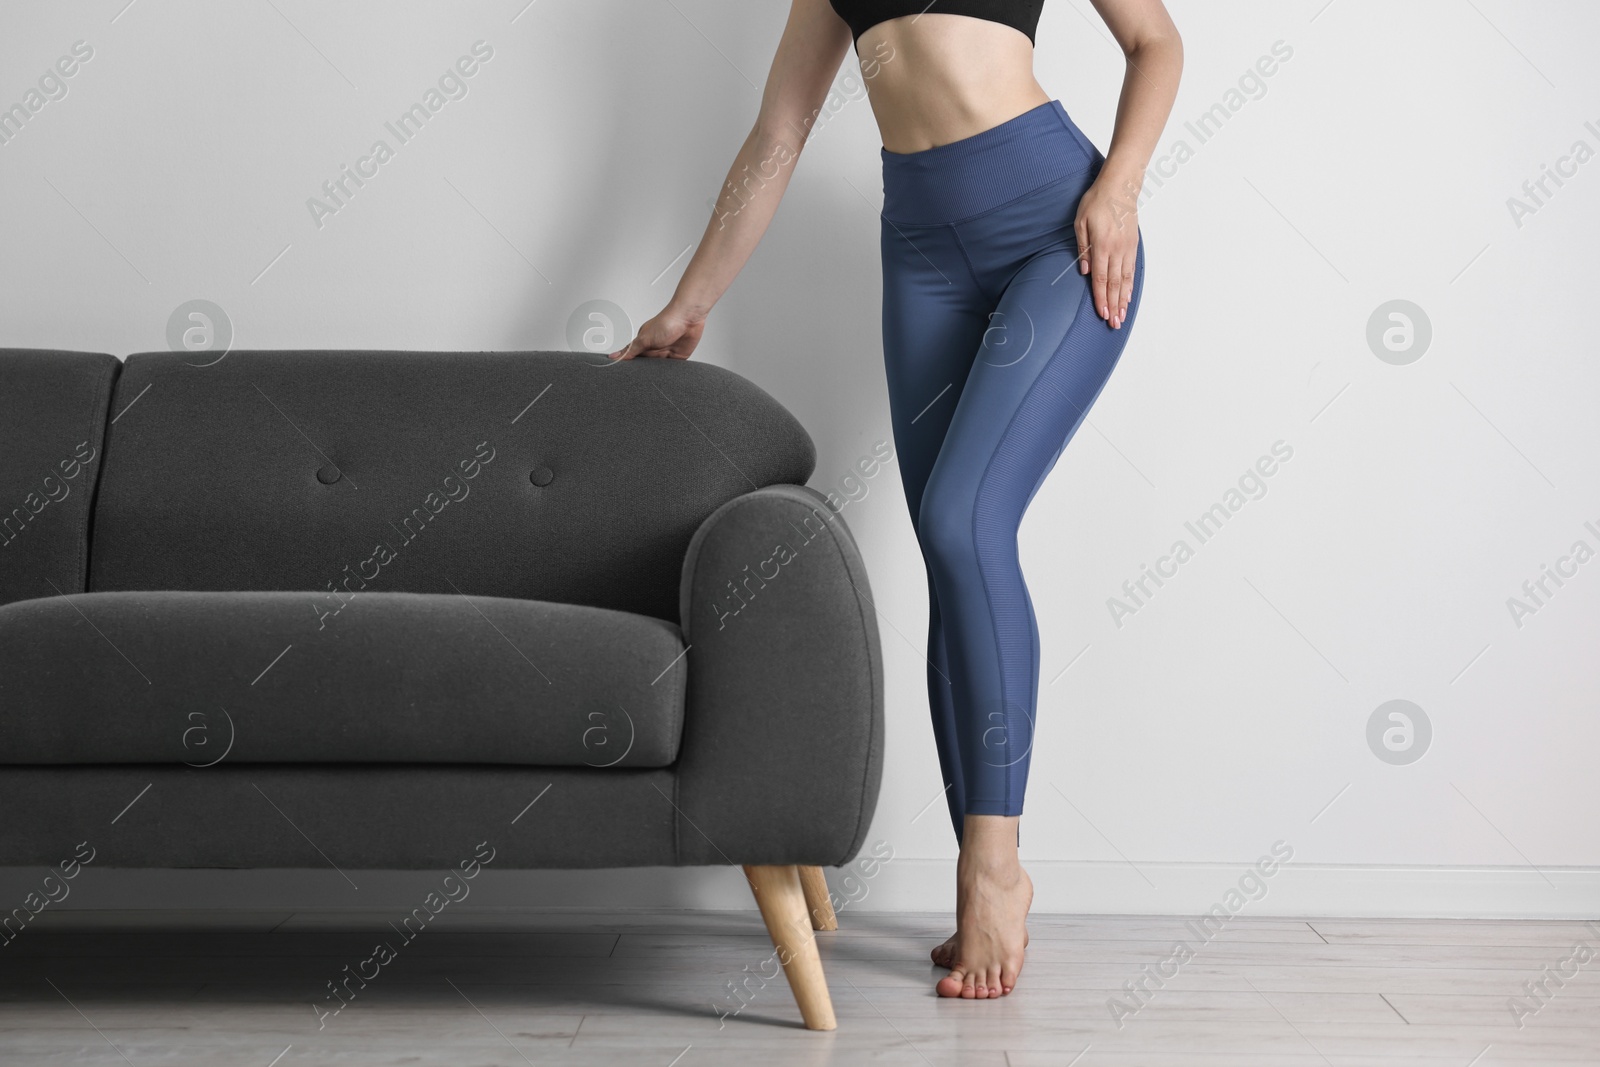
880, 99, 1099, 226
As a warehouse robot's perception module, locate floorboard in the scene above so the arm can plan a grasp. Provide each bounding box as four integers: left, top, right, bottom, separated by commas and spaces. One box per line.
0, 910, 1595, 1065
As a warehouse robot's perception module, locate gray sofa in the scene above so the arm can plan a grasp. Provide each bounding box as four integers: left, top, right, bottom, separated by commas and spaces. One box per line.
0, 348, 884, 1030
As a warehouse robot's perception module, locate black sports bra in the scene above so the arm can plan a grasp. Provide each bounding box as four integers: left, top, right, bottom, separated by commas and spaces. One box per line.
828, 0, 1045, 47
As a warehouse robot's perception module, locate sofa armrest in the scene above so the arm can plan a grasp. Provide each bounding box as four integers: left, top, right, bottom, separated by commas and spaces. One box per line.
674, 483, 884, 866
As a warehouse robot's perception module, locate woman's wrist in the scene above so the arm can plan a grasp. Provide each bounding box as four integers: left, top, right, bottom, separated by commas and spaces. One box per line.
667, 295, 712, 324
1097, 156, 1146, 199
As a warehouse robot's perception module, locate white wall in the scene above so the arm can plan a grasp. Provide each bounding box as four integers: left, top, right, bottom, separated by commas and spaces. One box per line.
1, 0, 1596, 918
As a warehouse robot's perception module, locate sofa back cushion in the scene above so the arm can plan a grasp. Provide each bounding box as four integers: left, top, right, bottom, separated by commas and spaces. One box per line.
88, 350, 815, 621
0, 350, 120, 608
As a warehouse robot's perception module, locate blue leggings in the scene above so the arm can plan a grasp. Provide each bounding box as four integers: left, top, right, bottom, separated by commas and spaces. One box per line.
879, 99, 1145, 843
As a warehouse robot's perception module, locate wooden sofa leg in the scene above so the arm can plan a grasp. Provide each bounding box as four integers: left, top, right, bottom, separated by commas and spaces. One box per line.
798, 865, 838, 931
743, 864, 837, 1031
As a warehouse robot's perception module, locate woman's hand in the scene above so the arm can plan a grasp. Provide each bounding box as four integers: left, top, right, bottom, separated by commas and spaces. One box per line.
609, 304, 707, 361
1073, 168, 1142, 330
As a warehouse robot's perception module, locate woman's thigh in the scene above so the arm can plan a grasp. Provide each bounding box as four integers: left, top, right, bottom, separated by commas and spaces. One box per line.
879, 218, 992, 531
922, 233, 1145, 540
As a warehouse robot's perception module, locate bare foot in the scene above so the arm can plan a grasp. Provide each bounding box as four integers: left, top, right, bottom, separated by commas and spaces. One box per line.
931, 839, 971, 968
930, 930, 959, 968
931, 925, 1026, 970
936, 815, 1032, 999
932, 834, 970, 967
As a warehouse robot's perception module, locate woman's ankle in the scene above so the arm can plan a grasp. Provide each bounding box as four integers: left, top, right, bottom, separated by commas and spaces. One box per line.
958, 815, 1023, 867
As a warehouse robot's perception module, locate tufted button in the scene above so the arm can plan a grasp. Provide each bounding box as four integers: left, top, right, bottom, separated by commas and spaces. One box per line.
529, 466, 554, 487
316, 464, 342, 485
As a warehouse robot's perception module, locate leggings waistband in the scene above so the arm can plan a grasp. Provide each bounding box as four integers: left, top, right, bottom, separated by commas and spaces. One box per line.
880, 99, 1100, 226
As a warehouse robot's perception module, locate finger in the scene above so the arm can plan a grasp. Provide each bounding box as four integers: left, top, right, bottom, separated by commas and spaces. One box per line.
1113, 247, 1132, 327
1092, 241, 1111, 322
670, 323, 702, 360
636, 329, 662, 357
1105, 251, 1123, 328
1075, 216, 1090, 275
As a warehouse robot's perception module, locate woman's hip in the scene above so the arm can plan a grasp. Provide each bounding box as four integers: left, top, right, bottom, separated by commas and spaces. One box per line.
878, 99, 1103, 228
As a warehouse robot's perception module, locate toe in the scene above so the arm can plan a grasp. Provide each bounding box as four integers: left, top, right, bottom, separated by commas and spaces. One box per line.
961, 968, 977, 998
935, 973, 964, 998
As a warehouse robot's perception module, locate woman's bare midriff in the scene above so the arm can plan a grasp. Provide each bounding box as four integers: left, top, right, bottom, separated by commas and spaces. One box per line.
858, 13, 1052, 154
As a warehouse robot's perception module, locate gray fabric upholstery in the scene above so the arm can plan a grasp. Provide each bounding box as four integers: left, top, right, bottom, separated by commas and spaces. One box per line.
676, 484, 885, 867
0, 590, 686, 767
89, 350, 816, 623
0, 765, 675, 869
0, 349, 884, 872
0, 349, 119, 608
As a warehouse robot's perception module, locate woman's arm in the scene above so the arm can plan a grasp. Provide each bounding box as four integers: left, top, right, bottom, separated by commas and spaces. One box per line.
1074, 0, 1183, 330
611, 0, 852, 360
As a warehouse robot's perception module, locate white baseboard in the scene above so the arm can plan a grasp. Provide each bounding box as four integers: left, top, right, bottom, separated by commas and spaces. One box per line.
851, 859, 1600, 920
4, 860, 1598, 920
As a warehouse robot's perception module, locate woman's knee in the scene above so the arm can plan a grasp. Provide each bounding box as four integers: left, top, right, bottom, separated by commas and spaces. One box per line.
916, 481, 979, 562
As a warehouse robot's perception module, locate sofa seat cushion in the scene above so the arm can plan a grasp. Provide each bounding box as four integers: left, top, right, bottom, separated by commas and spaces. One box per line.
0, 591, 686, 767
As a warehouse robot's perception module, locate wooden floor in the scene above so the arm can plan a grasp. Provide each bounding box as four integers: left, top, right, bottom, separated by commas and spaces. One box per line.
2, 909, 1597, 1065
